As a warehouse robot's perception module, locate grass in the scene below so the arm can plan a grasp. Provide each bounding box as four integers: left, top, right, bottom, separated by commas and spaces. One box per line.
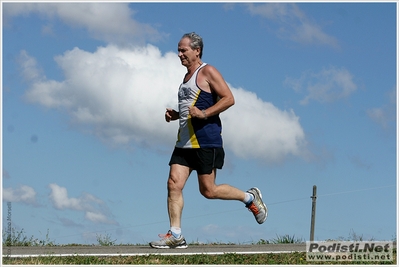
3, 251, 396, 265
2, 228, 397, 265
3, 253, 303, 265
96, 232, 117, 246
270, 234, 304, 244
3, 228, 55, 247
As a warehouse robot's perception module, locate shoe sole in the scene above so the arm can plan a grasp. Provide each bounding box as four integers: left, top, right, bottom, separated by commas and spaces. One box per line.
149, 243, 188, 249
251, 187, 268, 224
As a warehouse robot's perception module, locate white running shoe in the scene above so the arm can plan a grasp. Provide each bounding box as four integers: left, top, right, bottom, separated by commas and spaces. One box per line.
246, 187, 268, 224
149, 230, 188, 249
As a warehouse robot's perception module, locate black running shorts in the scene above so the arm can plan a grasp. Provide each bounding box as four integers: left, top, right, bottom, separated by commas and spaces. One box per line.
169, 147, 225, 175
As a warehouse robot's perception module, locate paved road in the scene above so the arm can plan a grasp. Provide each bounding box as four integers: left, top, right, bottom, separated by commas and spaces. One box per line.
3, 244, 306, 257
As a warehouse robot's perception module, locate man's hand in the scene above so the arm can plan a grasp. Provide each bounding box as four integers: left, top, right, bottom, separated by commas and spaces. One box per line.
188, 106, 207, 119
165, 108, 179, 122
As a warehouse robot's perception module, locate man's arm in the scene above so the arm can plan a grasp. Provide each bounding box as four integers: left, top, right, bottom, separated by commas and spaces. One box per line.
189, 65, 235, 119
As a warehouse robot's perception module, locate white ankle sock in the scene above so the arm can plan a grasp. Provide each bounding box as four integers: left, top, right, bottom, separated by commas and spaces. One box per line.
243, 192, 254, 205
170, 226, 181, 238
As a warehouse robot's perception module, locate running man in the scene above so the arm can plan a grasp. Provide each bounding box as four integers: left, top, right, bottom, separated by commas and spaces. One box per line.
149, 32, 267, 249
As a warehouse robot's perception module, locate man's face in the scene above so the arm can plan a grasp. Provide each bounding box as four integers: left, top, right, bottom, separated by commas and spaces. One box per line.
177, 37, 200, 67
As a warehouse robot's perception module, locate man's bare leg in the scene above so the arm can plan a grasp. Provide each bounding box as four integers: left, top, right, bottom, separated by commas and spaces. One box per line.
197, 169, 246, 201
167, 164, 191, 228
197, 169, 268, 224
149, 164, 190, 249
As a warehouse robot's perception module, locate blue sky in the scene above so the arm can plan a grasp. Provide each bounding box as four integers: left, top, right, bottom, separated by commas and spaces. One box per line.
2, 2, 396, 245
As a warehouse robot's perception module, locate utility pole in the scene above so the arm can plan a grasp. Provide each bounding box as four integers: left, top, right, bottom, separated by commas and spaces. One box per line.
310, 185, 317, 241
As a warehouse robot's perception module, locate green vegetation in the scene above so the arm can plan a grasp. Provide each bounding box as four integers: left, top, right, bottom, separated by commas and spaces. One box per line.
96, 232, 117, 246
255, 234, 304, 245
271, 234, 304, 244
3, 251, 396, 265
3, 228, 55, 247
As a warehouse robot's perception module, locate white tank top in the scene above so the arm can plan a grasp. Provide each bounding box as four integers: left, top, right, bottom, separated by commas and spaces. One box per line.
175, 63, 223, 148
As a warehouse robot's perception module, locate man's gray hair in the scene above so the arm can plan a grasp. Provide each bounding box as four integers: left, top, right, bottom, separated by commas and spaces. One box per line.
182, 32, 204, 59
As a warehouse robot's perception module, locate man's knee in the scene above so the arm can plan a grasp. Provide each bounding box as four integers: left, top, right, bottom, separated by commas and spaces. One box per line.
167, 166, 190, 192
201, 190, 215, 199
167, 175, 183, 191
199, 185, 217, 199
198, 171, 217, 199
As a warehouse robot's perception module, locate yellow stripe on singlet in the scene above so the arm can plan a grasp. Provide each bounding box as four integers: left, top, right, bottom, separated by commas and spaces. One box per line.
188, 90, 201, 148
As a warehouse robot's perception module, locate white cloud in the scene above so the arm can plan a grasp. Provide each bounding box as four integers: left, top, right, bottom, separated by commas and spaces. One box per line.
246, 3, 338, 47
85, 211, 109, 224
3, 2, 164, 45
22, 45, 184, 148
49, 183, 83, 210
285, 66, 357, 105
222, 87, 307, 162
18, 50, 45, 82
367, 88, 396, 130
21, 45, 308, 163
48, 183, 115, 224
3, 185, 37, 205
